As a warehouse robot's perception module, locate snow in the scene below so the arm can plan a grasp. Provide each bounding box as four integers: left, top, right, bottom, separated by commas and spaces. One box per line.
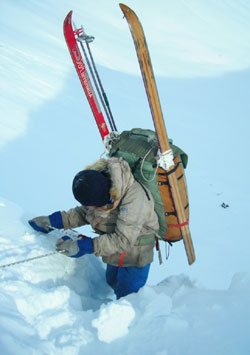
1, 199, 250, 354
92, 300, 136, 343
1, 0, 250, 354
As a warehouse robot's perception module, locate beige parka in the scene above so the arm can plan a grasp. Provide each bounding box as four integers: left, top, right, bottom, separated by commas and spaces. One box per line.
61, 157, 159, 267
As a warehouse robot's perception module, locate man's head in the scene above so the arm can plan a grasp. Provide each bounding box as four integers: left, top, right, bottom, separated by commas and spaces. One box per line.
72, 170, 111, 207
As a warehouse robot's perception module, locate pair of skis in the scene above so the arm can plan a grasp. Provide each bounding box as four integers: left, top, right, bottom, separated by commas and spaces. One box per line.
63, 4, 195, 265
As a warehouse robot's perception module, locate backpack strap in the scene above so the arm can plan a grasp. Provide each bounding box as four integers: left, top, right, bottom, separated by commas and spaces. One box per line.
131, 157, 142, 174
135, 178, 151, 201
132, 157, 151, 201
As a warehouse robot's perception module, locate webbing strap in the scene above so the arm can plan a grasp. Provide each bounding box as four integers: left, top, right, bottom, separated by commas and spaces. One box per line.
155, 236, 160, 251
132, 157, 142, 174
135, 178, 151, 201
158, 162, 180, 176
167, 220, 189, 228
158, 173, 183, 186
119, 251, 128, 267
165, 203, 189, 217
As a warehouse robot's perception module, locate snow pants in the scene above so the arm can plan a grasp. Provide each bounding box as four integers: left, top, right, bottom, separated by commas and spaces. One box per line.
106, 264, 150, 299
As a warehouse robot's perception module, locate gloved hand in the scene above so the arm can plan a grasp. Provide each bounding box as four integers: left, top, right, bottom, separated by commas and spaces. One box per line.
56, 235, 94, 258
29, 211, 63, 233
28, 216, 52, 233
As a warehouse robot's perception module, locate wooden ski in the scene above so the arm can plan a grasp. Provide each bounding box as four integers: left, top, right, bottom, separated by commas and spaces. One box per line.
120, 3, 195, 264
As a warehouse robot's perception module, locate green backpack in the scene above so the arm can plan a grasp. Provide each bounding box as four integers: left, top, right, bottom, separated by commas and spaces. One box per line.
109, 128, 188, 240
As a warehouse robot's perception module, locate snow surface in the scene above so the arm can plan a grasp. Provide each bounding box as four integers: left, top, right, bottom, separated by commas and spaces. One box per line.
1, 198, 250, 354
1, 1, 250, 354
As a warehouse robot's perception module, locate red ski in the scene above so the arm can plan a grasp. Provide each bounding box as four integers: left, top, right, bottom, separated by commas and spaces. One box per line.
63, 11, 109, 140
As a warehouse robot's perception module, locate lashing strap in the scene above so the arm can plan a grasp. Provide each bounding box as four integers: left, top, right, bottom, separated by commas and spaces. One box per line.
158, 173, 183, 186
165, 203, 189, 216
158, 162, 180, 176
119, 252, 128, 267
167, 220, 189, 228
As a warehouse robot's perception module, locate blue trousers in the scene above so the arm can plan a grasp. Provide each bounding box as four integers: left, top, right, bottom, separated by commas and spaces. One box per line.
106, 264, 150, 299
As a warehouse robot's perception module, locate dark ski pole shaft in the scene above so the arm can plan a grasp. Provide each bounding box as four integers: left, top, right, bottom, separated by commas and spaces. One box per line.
74, 26, 117, 132
85, 39, 117, 132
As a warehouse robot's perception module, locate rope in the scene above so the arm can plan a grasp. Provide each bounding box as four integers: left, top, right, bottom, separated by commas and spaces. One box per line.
0, 227, 80, 270
140, 148, 158, 182
0, 250, 65, 270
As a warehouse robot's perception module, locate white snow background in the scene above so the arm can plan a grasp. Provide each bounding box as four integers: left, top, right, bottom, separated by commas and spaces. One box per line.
1, 0, 250, 354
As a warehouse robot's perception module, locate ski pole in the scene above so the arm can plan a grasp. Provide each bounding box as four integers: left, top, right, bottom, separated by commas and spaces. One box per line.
74, 25, 117, 132
85, 39, 117, 131
0, 250, 65, 270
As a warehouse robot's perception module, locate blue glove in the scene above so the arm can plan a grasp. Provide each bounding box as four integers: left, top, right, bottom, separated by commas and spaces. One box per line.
56, 235, 94, 258
29, 211, 63, 233
49, 211, 63, 229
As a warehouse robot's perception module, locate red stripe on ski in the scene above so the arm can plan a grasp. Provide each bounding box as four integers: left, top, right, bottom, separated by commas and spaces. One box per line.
63, 11, 109, 140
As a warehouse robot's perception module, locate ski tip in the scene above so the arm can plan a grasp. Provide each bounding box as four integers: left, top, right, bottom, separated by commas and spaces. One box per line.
64, 10, 73, 28
119, 4, 139, 22
66, 10, 73, 17
119, 3, 131, 15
